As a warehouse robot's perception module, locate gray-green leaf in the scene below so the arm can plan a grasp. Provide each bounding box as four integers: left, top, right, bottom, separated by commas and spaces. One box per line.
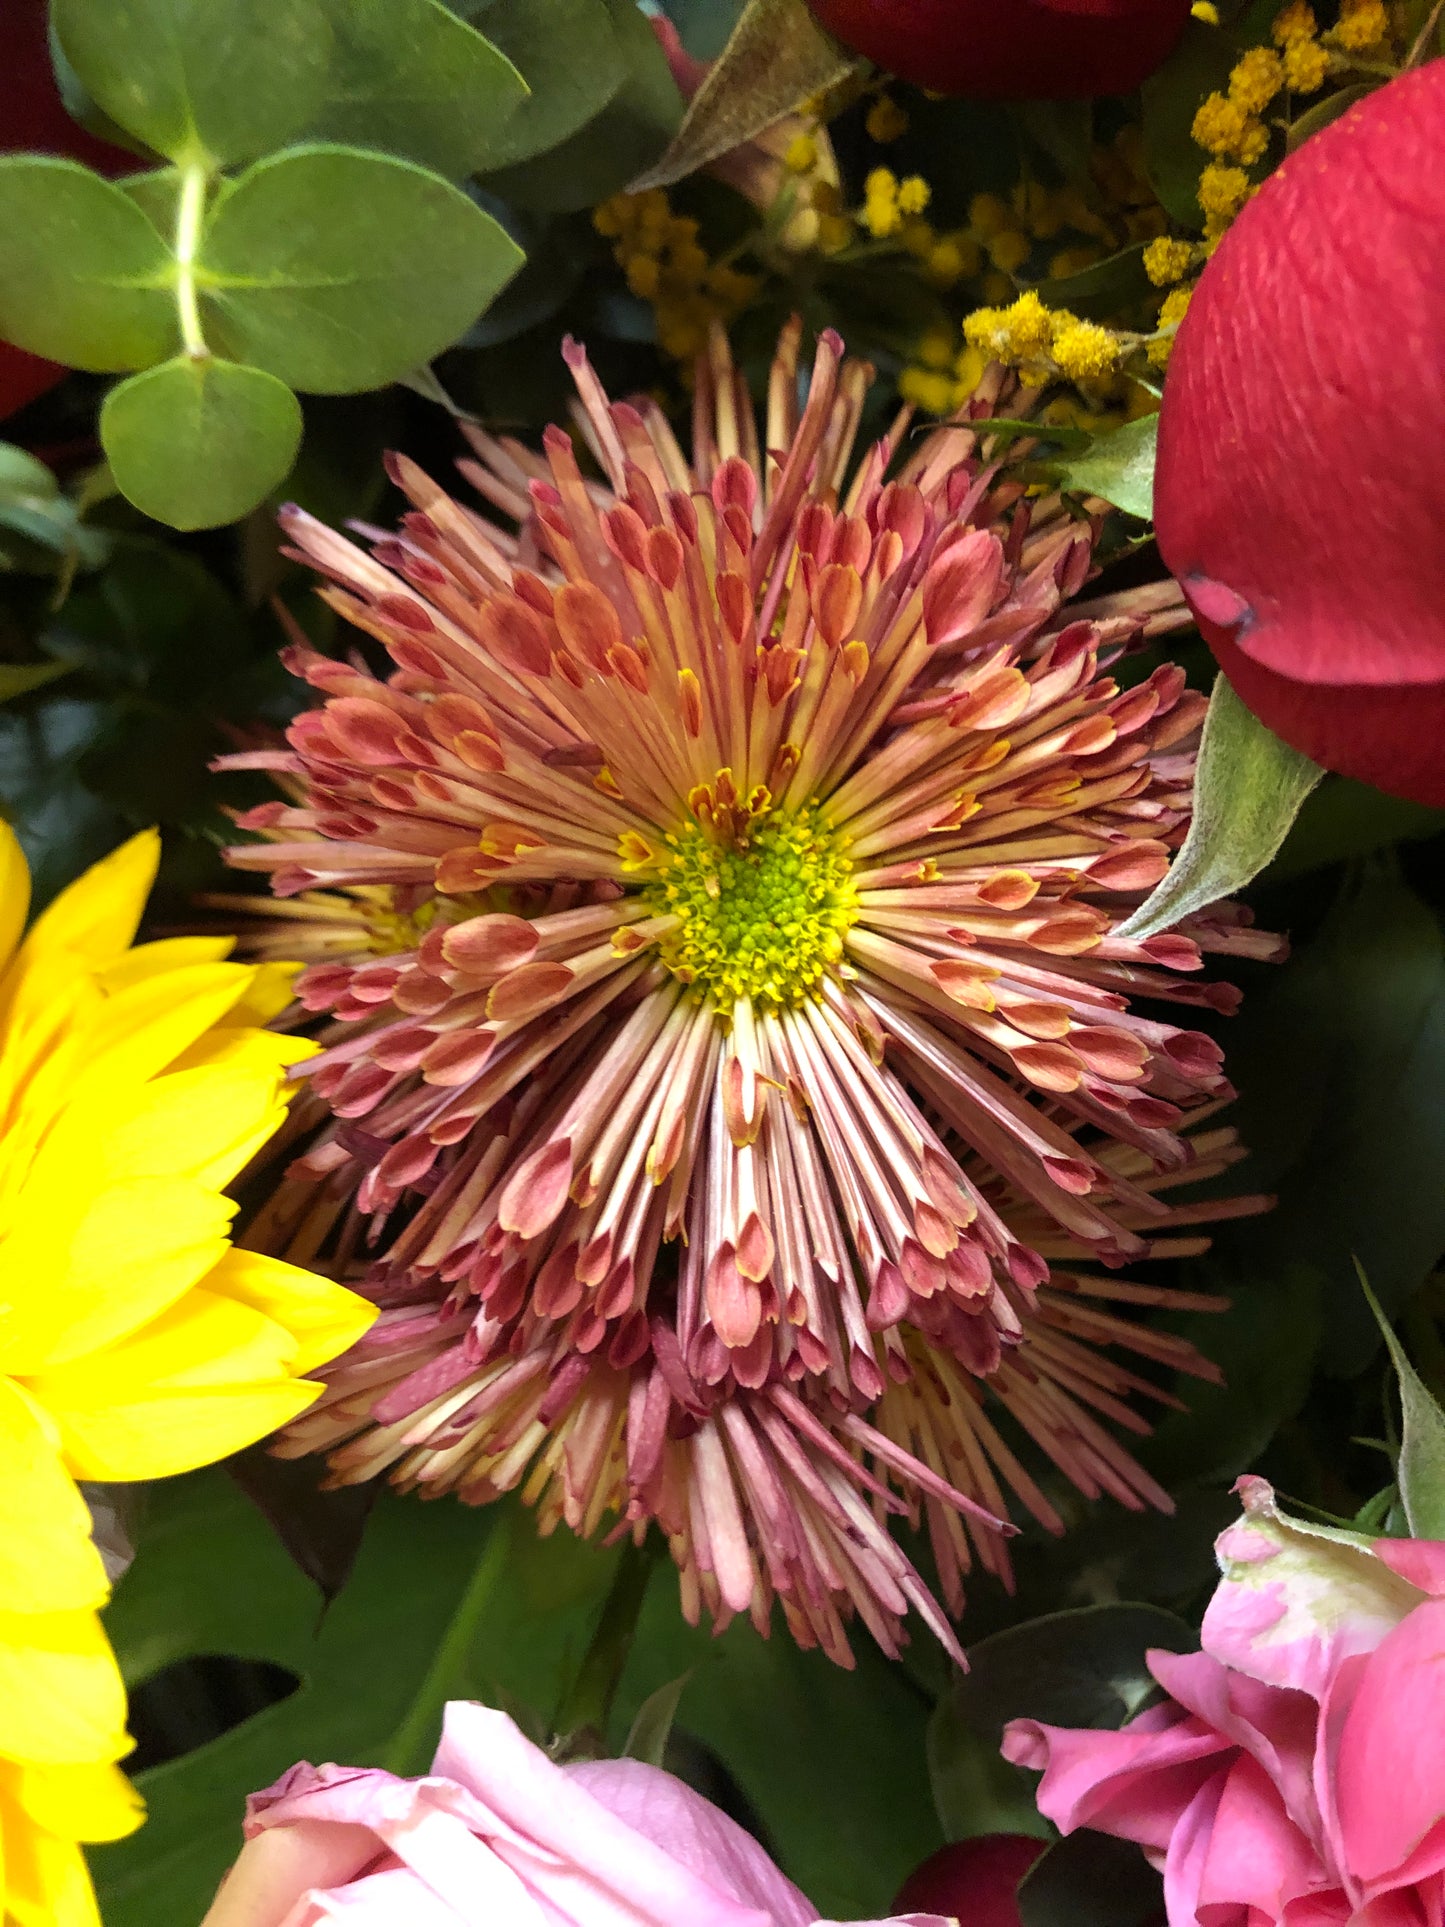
51, 0, 334, 168
0, 157, 177, 372
1116, 675, 1323, 940
305, 0, 529, 180
1059, 413, 1158, 521
1358, 1264, 1445, 1540
198, 144, 525, 393
100, 354, 303, 528
467, 0, 629, 170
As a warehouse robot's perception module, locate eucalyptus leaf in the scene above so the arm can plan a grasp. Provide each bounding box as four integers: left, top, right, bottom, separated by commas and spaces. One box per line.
480, 0, 684, 212
1019, 1832, 1165, 1927
0, 446, 61, 500
199, 145, 524, 393
51, 0, 334, 168
1031, 242, 1152, 322
1059, 413, 1158, 521
0, 157, 177, 372
1140, 17, 1238, 228
466, 0, 629, 169
304, 0, 529, 179
1358, 1266, 1445, 1540
119, 166, 184, 237
100, 355, 303, 529
1117, 676, 1323, 939
627, 0, 863, 193
927, 1700, 1050, 1843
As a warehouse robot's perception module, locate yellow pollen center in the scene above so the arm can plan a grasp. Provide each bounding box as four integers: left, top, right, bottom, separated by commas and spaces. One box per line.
642, 805, 857, 1010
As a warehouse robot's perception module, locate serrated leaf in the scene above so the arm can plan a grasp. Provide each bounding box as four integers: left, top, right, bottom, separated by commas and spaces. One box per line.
100, 355, 302, 529
1058, 412, 1158, 520
1358, 1265, 1445, 1540
1117, 675, 1323, 939
0, 157, 177, 372
466, 0, 629, 169
304, 0, 529, 179
627, 0, 863, 193
51, 0, 333, 168
198, 144, 524, 393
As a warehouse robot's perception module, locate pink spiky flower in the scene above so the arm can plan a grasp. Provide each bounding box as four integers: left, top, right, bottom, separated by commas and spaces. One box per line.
224, 323, 1277, 1666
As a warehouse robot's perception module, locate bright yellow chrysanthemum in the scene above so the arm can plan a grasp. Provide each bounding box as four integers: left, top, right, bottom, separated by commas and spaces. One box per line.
0, 823, 375, 1927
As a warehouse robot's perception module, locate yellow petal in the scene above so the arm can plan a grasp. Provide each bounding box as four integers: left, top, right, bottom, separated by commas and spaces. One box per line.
9, 1759, 144, 1845
0, 1606, 128, 1765
41, 1061, 286, 1195
78, 963, 264, 1094
0, 1176, 233, 1373
0, 1763, 115, 1927
0, 1381, 109, 1615
16, 831, 159, 976
29, 1287, 321, 1481
214, 959, 304, 1027
205, 1247, 377, 1375
98, 935, 235, 992
0, 821, 31, 981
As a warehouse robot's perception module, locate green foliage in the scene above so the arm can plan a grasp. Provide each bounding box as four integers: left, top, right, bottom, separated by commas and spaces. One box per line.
1119, 675, 1323, 940
51, 0, 335, 168
101, 357, 303, 529
1359, 1268, 1445, 1539
1058, 412, 1158, 521
0, 158, 178, 372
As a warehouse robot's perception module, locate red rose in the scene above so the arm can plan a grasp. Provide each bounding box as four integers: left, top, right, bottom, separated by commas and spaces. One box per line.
893, 1835, 1048, 1927
0, 0, 133, 420
1155, 62, 1445, 807
806, 0, 1192, 98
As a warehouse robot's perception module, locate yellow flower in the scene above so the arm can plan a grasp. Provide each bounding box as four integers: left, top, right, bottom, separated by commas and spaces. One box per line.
0, 824, 375, 1926
896, 175, 932, 217
864, 93, 908, 143
1282, 35, 1330, 88
1050, 317, 1124, 383
1329, 0, 1387, 49
1143, 235, 1197, 286
1229, 46, 1285, 112
1198, 162, 1252, 221
1272, 0, 1318, 41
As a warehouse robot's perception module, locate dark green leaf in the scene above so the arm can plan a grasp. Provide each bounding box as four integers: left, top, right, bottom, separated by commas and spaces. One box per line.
1358, 1267, 1445, 1539
95, 1473, 625, 1927
101, 355, 303, 529
1058, 413, 1158, 521
0, 695, 130, 907
1267, 775, 1445, 882
1140, 17, 1238, 228
1012, 99, 1095, 186
1118, 675, 1323, 938
465, 0, 629, 169
623, 1673, 692, 1768
0, 157, 177, 372
304, 0, 528, 179
927, 1700, 1051, 1842
946, 1605, 1196, 1746
1031, 242, 1153, 322
199, 145, 524, 393
479, 0, 684, 212
1225, 868, 1445, 1374
51, 0, 333, 168
1019, 1832, 1164, 1927
1288, 81, 1377, 150
627, 0, 861, 193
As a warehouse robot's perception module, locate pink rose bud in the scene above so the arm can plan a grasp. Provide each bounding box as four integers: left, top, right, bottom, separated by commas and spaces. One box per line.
1000, 1478, 1445, 1927
1155, 63, 1445, 806
202, 1702, 955, 1927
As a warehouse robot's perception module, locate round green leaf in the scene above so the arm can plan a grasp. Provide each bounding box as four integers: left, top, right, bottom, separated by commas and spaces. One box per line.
468, 0, 629, 169
304, 0, 529, 180
197, 145, 525, 393
100, 355, 302, 529
51, 0, 334, 168
0, 157, 177, 372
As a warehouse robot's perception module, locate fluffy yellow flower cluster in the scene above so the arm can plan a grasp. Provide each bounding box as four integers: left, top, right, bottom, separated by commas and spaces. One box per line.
593, 189, 761, 365
0, 826, 373, 1926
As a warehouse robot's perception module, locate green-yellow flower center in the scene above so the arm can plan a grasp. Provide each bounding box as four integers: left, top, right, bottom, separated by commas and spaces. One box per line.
644, 805, 857, 1010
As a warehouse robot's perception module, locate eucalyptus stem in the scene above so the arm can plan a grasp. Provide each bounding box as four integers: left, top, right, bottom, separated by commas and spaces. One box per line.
173, 163, 210, 360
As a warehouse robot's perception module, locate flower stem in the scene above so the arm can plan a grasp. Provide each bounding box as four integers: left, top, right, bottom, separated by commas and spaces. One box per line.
174, 163, 210, 361
551, 1535, 659, 1750
1407, 0, 1445, 65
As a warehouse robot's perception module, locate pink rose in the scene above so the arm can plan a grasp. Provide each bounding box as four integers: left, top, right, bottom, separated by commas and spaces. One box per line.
201, 1700, 953, 1927
1000, 1477, 1445, 1927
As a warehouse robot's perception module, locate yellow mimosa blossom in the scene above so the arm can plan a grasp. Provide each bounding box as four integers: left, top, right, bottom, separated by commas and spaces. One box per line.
0, 824, 375, 1927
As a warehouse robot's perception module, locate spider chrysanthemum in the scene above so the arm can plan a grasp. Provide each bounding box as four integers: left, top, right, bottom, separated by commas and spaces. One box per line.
223, 323, 1277, 1666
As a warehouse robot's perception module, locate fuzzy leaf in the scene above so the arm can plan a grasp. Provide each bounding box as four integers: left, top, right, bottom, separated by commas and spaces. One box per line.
627, 0, 863, 192
198, 144, 524, 393
1116, 675, 1322, 939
